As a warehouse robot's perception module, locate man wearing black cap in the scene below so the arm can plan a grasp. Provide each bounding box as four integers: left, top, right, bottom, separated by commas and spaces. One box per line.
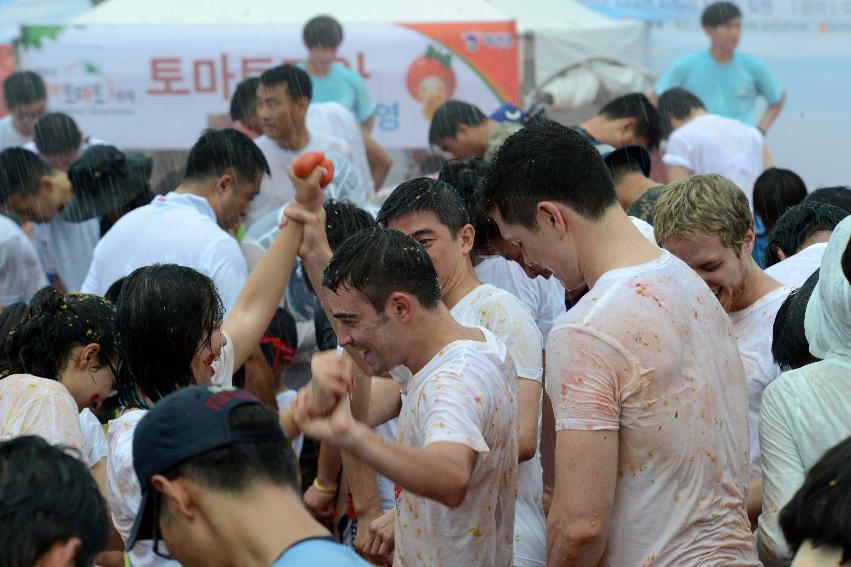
602, 144, 664, 225
128, 384, 369, 566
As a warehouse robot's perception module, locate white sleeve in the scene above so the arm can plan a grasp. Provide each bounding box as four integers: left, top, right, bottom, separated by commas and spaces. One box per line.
420, 371, 490, 453
79, 408, 108, 465
18, 390, 89, 466
107, 421, 142, 543
212, 330, 236, 386
477, 295, 543, 382
0, 227, 48, 305
662, 131, 694, 170
535, 277, 566, 340
202, 237, 248, 315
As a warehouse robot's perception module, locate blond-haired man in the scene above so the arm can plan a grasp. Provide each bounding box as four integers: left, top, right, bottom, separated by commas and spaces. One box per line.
654, 173, 792, 519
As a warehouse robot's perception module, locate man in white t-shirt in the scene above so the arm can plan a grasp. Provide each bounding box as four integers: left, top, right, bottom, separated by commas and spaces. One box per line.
376, 177, 546, 567
294, 225, 519, 567
0, 213, 47, 306
307, 101, 372, 201
0, 71, 47, 151
763, 200, 848, 287
82, 129, 268, 312
248, 65, 364, 226
483, 121, 758, 566
655, 173, 792, 521
658, 88, 769, 209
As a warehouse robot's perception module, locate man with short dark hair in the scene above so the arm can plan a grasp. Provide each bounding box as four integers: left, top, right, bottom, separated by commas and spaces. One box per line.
229, 77, 263, 139
0, 70, 47, 150
483, 120, 758, 566
82, 128, 270, 311
602, 144, 663, 224
429, 99, 522, 161
656, 1, 785, 132
127, 385, 369, 566
0, 435, 108, 566
23, 112, 109, 172
573, 92, 661, 151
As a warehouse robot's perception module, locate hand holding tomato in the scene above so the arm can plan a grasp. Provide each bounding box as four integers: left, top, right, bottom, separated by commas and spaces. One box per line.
292, 151, 334, 188
288, 151, 333, 213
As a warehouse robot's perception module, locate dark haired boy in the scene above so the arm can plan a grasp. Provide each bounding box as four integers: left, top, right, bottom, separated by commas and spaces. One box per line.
572, 92, 661, 151
656, 1, 784, 132
429, 99, 522, 161
0, 70, 47, 150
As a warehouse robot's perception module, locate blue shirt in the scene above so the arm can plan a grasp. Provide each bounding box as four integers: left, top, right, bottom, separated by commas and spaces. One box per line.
656, 50, 784, 125
272, 537, 370, 566
304, 62, 375, 123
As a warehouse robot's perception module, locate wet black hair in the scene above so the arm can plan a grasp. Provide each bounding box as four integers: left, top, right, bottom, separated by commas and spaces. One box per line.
183, 128, 270, 185
376, 177, 469, 237
753, 168, 808, 232
0, 435, 108, 567
428, 100, 488, 145
115, 264, 223, 407
657, 88, 706, 139
598, 93, 661, 151
765, 201, 848, 267
702, 1, 742, 27
780, 434, 851, 564
104, 276, 127, 304
302, 15, 344, 49
0, 148, 53, 204
259, 64, 313, 103
0, 287, 117, 381
2, 70, 46, 109
229, 78, 261, 123
323, 199, 376, 252
0, 302, 28, 338
844, 237, 851, 284
438, 158, 498, 252
322, 225, 442, 313
771, 269, 820, 371
33, 113, 83, 157
805, 186, 851, 215
483, 119, 617, 229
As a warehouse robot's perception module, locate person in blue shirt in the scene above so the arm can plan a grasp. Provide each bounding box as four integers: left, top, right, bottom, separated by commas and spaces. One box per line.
656, 2, 785, 134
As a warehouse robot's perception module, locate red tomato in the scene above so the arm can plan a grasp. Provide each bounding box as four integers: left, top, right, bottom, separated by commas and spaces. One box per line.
406, 54, 456, 102
319, 158, 334, 188
292, 151, 325, 179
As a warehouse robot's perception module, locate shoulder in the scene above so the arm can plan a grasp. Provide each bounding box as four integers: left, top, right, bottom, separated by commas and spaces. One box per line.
332, 63, 365, 82
735, 51, 769, 70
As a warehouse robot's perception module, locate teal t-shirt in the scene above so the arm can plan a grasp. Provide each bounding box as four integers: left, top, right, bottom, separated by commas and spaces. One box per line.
305, 62, 375, 123
656, 50, 783, 125
272, 537, 370, 566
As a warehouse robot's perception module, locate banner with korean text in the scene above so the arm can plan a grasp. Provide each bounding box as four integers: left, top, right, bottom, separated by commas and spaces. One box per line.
18, 22, 519, 149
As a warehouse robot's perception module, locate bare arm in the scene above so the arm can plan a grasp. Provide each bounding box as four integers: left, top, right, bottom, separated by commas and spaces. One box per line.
758, 93, 785, 135
518, 378, 542, 462
548, 430, 618, 567
541, 389, 556, 516
241, 345, 279, 409
762, 145, 773, 170
666, 165, 692, 183
361, 124, 393, 189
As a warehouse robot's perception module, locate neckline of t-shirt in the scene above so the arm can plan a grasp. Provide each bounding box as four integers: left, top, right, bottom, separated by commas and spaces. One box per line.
593, 250, 672, 288
411, 330, 495, 380
729, 285, 792, 322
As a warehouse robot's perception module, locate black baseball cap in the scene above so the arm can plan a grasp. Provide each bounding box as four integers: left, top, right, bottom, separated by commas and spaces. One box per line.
602, 144, 652, 178
126, 385, 285, 550
62, 144, 153, 222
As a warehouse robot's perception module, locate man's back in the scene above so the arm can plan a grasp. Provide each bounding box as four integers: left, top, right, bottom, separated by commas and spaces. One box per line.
664, 114, 764, 206
547, 252, 758, 565
81, 193, 247, 310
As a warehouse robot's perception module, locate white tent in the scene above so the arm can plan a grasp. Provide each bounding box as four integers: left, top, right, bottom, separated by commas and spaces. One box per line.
74, 0, 651, 111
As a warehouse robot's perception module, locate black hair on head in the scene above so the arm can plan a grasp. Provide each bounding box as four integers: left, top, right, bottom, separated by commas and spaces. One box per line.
0, 148, 53, 204
805, 186, 851, 215
115, 264, 223, 407
376, 177, 469, 236
323, 199, 376, 252
0, 436, 108, 567
657, 88, 706, 139
104, 276, 127, 304
303, 15, 344, 49
33, 113, 82, 157
483, 119, 617, 229
259, 64, 313, 103
702, 1, 742, 27
2, 70, 46, 108
0, 286, 116, 382
184, 128, 270, 185
229, 78, 261, 122
438, 158, 498, 252
765, 201, 848, 267
780, 434, 851, 564
428, 100, 487, 145
753, 167, 808, 232
771, 269, 820, 371
322, 225, 442, 314
598, 93, 661, 150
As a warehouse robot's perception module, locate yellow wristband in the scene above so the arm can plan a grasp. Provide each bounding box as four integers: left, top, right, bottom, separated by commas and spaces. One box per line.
312, 478, 337, 494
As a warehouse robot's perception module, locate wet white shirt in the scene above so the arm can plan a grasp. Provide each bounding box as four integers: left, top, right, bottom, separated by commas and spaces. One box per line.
82, 192, 247, 313
79, 407, 108, 466
764, 243, 827, 288
307, 102, 373, 201
547, 252, 758, 566
0, 115, 30, 150
391, 328, 519, 567
729, 285, 792, 480
0, 213, 47, 306
31, 216, 100, 292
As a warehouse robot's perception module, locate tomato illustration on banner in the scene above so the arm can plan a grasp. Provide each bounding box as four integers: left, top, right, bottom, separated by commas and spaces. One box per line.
406, 45, 457, 120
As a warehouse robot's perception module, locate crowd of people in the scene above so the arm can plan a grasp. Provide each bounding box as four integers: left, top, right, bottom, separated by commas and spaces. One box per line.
0, 3, 850, 567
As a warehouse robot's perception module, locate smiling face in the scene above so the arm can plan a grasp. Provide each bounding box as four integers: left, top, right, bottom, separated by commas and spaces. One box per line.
662, 231, 753, 312
190, 329, 227, 383
326, 287, 399, 375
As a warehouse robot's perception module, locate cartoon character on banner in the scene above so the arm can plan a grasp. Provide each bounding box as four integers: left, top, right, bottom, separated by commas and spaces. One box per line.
406, 45, 457, 120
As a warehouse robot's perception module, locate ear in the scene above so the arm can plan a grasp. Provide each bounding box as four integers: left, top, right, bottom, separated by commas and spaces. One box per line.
386, 292, 414, 324
619, 117, 637, 135
76, 343, 102, 371
455, 123, 471, 138
741, 226, 756, 256
151, 474, 196, 522
459, 224, 475, 254
35, 537, 81, 567
536, 202, 567, 239
294, 96, 310, 116
215, 173, 236, 195
39, 174, 55, 194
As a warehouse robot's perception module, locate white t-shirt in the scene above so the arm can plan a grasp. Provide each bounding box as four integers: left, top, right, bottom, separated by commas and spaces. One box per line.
79, 407, 108, 466
0, 213, 47, 306
31, 216, 100, 292
307, 102, 373, 197
729, 285, 792, 480
248, 132, 354, 227
450, 284, 545, 567
474, 255, 565, 339
0, 114, 30, 150
107, 332, 235, 567
0, 374, 89, 465
22, 136, 109, 157
547, 252, 758, 566
756, 360, 851, 566
663, 114, 764, 208
82, 192, 247, 313
764, 242, 827, 288
390, 329, 519, 567
275, 389, 303, 458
